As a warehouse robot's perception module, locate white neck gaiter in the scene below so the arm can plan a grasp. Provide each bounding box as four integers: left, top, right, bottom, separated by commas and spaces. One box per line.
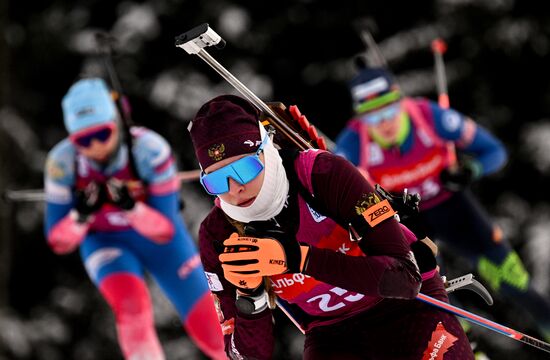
220, 130, 289, 223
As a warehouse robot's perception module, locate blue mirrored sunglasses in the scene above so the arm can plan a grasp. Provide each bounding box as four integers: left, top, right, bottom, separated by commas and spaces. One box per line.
360, 103, 401, 125
200, 133, 269, 195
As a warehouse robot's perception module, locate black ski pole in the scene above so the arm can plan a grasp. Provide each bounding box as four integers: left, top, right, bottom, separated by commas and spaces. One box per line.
94, 32, 133, 126
358, 28, 388, 68
93, 32, 141, 180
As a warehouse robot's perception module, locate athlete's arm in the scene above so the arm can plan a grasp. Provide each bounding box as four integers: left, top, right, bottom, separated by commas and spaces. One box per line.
303, 152, 421, 299
44, 142, 89, 254
127, 130, 181, 242
429, 102, 507, 175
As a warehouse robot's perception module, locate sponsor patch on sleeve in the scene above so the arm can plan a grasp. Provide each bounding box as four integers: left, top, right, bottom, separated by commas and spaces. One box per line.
46, 158, 66, 179
355, 193, 395, 227
44, 179, 72, 204
361, 199, 396, 227
205, 271, 224, 292
442, 110, 461, 133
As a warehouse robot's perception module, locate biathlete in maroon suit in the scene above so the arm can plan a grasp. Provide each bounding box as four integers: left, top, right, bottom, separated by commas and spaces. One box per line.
334, 67, 550, 341
188, 94, 474, 359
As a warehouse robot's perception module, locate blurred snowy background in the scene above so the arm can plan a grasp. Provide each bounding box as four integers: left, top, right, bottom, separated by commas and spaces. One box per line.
1, 0, 550, 359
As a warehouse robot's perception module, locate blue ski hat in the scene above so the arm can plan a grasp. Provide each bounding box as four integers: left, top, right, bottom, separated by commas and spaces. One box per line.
62, 78, 117, 134
349, 67, 402, 114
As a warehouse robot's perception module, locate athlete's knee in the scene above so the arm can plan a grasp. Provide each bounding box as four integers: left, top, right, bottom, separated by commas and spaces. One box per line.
99, 273, 164, 359
99, 273, 154, 321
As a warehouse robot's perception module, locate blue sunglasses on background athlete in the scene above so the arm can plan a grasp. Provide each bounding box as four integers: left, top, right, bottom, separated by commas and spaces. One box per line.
200, 133, 270, 195
360, 102, 401, 125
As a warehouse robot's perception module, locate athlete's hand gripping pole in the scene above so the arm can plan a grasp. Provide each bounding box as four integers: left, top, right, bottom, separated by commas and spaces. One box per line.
219, 232, 310, 277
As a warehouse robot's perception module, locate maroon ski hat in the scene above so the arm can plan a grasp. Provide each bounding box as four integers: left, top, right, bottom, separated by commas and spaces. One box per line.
189, 95, 262, 169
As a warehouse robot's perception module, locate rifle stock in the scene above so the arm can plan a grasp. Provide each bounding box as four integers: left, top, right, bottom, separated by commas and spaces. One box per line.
261, 102, 327, 151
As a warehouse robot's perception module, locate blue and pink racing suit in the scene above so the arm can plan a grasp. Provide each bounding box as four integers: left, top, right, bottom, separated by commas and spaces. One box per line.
335, 97, 550, 340
44, 127, 225, 360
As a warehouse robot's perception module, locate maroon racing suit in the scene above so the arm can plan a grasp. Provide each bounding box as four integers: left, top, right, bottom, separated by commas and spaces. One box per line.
199, 150, 473, 360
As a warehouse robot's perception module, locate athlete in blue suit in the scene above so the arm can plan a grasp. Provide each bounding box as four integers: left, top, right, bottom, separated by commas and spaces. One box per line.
335, 67, 550, 342
44, 78, 225, 359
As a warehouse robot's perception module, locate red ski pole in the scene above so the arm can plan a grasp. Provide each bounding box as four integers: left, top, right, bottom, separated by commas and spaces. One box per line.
431, 38, 450, 109
431, 38, 458, 169
417, 292, 550, 354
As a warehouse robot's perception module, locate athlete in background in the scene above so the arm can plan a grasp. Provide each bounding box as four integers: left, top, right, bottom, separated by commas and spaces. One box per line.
334, 66, 550, 341
44, 78, 225, 359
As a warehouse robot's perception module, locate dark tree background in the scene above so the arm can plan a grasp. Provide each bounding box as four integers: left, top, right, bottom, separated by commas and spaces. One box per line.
1, 1, 550, 359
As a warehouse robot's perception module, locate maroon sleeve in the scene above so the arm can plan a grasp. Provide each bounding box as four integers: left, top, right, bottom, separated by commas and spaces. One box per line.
199, 207, 275, 359
303, 152, 422, 299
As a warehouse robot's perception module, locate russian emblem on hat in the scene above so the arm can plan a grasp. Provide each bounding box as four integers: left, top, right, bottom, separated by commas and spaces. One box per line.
189, 95, 262, 169
208, 144, 226, 162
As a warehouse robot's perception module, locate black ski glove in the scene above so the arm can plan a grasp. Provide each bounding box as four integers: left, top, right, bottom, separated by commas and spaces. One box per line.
440, 160, 482, 192
375, 185, 427, 239
74, 182, 107, 223
106, 179, 136, 210
373, 186, 437, 274
410, 238, 438, 274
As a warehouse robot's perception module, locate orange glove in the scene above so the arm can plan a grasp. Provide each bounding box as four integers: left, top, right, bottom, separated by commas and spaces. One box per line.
219, 232, 310, 278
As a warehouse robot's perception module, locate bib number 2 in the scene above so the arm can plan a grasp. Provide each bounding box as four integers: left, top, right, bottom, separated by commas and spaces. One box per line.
306, 287, 364, 312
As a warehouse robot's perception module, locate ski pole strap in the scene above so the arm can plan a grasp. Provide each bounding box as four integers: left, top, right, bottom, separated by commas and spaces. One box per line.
416, 293, 550, 354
